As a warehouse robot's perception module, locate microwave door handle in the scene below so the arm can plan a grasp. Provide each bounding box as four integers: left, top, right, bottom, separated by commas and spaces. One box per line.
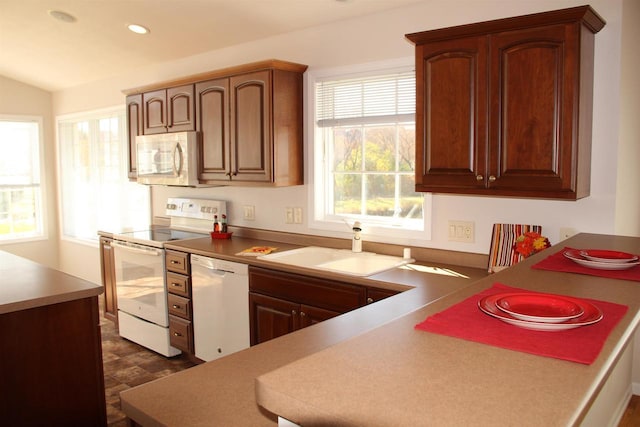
173, 143, 183, 177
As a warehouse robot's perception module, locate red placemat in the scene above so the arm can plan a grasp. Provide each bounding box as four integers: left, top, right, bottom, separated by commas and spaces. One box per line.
531, 247, 640, 281
415, 283, 628, 364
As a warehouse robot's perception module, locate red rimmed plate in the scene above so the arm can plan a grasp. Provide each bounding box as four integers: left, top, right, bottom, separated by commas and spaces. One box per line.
563, 249, 640, 271
495, 293, 583, 323
478, 292, 603, 331
579, 249, 638, 263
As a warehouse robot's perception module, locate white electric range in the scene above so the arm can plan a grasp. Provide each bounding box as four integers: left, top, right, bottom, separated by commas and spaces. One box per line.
112, 198, 226, 357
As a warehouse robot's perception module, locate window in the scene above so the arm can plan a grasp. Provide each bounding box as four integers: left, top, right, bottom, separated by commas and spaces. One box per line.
311, 61, 429, 241
57, 108, 150, 243
0, 117, 45, 242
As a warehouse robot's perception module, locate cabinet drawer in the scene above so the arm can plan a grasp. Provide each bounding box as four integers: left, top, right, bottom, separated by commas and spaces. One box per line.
166, 272, 190, 297
166, 250, 189, 275
366, 287, 400, 304
249, 267, 365, 313
169, 316, 193, 353
168, 294, 192, 320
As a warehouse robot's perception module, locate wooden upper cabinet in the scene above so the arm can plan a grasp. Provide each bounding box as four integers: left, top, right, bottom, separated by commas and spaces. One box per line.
230, 71, 272, 183
125, 94, 143, 179
407, 5, 605, 199
196, 78, 230, 181
196, 64, 306, 186
125, 60, 307, 186
142, 84, 195, 135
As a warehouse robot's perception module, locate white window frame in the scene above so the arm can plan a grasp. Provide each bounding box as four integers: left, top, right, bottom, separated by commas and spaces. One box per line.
0, 115, 47, 244
306, 58, 432, 245
56, 106, 150, 246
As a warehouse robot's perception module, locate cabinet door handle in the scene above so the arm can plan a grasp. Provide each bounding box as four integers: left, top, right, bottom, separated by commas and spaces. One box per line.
292, 310, 297, 316
488, 175, 496, 182
367, 297, 374, 304
476, 175, 483, 181
300, 311, 306, 317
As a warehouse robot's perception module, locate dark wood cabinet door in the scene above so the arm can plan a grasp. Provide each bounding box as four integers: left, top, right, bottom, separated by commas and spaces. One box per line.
125, 94, 143, 179
167, 84, 195, 132
196, 78, 231, 181
299, 304, 340, 328
489, 24, 577, 194
249, 292, 299, 345
99, 237, 118, 324
230, 70, 272, 182
142, 89, 168, 134
415, 36, 488, 192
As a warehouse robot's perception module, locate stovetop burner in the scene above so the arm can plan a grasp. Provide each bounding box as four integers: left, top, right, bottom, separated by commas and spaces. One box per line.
113, 228, 208, 248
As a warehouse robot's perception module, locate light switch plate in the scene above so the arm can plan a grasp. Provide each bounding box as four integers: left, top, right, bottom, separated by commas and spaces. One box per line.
448, 220, 474, 243
243, 205, 255, 221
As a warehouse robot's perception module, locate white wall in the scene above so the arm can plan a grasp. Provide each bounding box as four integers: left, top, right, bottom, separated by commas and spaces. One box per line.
0, 75, 59, 269
616, 0, 640, 238
46, 0, 635, 282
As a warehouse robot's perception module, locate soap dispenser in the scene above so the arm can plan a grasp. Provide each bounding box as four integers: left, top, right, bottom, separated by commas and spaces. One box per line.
352, 221, 362, 253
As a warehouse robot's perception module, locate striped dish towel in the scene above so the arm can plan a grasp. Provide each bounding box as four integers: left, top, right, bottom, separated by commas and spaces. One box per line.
488, 224, 542, 273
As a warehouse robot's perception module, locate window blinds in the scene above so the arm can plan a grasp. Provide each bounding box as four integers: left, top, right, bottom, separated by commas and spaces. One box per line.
316, 70, 415, 127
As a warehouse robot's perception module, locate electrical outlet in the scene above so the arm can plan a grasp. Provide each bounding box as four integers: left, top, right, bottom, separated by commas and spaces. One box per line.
559, 227, 577, 241
293, 207, 303, 224
285, 207, 294, 224
448, 220, 475, 243
243, 205, 255, 221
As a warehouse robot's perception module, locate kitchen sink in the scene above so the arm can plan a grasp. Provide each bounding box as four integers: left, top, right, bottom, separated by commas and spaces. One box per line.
257, 246, 414, 277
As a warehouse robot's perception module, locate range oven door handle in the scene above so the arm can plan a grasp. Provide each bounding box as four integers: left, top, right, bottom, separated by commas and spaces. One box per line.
111, 241, 163, 256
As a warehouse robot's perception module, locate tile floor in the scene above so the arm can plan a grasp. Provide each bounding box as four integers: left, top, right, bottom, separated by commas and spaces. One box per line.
99, 301, 197, 426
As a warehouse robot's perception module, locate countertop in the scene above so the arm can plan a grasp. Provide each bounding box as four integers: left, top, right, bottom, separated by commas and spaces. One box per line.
120, 233, 640, 426
120, 235, 487, 426
256, 233, 640, 426
0, 250, 103, 314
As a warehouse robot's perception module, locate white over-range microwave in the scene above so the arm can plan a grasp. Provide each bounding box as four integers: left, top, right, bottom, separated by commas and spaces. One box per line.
136, 131, 201, 186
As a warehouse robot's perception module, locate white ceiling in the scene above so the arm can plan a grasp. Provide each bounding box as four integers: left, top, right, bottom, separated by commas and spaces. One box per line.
0, 0, 421, 92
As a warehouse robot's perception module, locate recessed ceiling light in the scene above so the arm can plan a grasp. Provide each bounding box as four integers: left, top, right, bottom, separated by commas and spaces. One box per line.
128, 24, 150, 35
48, 10, 77, 23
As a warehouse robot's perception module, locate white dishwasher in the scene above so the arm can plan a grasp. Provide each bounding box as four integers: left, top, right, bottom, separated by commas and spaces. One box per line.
191, 254, 250, 362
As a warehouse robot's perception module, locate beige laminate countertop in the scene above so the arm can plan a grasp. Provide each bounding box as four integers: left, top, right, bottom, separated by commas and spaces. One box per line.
120, 236, 487, 426
256, 233, 640, 426
0, 250, 103, 314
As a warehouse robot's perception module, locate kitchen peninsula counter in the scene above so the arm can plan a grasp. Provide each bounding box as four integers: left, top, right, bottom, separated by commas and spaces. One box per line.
120, 234, 640, 426
0, 250, 103, 314
0, 250, 107, 425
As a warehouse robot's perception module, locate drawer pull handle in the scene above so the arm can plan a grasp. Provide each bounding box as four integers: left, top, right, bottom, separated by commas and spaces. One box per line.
170, 260, 180, 264
171, 282, 180, 287
172, 304, 181, 309
173, 332, 182, 337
